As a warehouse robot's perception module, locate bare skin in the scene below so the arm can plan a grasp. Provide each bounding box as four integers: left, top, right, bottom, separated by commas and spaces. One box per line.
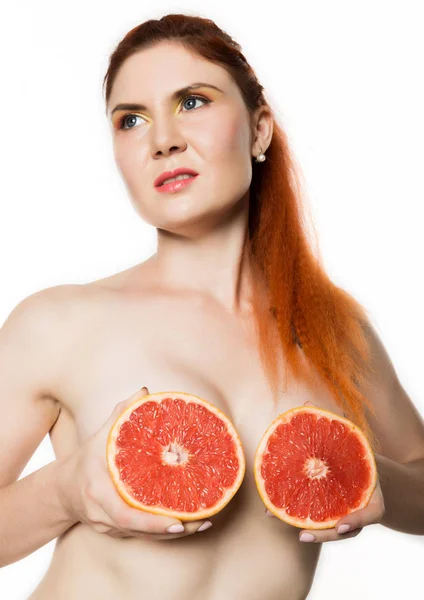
28, 259, 346, 600
6, 32, 424, 600
26, 40, 344, 598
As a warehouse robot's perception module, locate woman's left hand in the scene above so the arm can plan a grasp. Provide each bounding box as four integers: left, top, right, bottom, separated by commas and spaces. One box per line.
265, 400, 386, 543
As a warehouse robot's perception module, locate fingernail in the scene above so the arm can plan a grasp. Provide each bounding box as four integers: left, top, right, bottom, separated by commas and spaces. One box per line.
337, 524, 350, 534
299, 533, 315, 542
166, 524, 185, 533
197, 521, 212, 532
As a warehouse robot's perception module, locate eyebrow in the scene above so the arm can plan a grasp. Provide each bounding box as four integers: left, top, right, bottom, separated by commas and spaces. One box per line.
109, 82, 224, 118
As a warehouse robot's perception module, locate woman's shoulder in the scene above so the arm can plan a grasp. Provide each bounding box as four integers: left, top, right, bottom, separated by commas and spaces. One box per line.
86, 259, 155, 294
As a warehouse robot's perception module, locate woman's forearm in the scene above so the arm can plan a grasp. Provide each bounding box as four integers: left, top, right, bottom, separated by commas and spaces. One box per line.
376, 453, 424, 535
0, 457, 78, 567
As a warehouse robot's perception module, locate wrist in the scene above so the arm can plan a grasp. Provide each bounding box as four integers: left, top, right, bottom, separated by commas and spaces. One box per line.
56, 454, 80, 527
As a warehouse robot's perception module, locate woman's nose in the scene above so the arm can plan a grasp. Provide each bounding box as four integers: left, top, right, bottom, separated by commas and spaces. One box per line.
149, 118, 187, 158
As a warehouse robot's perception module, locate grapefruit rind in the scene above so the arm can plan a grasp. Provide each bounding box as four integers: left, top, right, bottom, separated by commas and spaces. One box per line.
106, 391, 246, 521
254, 406, 377, 530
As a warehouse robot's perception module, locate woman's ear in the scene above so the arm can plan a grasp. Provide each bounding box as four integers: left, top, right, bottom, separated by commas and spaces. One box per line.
251, 105, 274, 158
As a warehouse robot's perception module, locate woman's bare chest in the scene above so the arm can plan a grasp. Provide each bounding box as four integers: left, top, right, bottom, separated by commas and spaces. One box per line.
50, 287, 342, 464
41, 285, 334, 600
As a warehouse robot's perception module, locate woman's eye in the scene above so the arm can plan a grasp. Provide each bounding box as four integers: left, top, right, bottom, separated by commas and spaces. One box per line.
180, 94, 210, 111
117, 95, 210, 131
118, 114, 144, 130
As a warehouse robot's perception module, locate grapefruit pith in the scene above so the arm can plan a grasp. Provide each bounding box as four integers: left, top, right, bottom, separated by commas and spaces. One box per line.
254, 405, 377, 529
107, 391, 246, 521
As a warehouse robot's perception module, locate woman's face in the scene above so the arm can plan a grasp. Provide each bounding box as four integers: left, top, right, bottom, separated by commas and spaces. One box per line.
107, 41, 260, 235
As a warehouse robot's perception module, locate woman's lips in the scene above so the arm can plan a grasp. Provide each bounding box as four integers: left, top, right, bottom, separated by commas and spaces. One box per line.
155, 175, 199, 193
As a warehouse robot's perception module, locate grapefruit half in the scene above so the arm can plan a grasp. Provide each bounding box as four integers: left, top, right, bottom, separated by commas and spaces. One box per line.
107, 391, 246, 521
254, 406, 377, 529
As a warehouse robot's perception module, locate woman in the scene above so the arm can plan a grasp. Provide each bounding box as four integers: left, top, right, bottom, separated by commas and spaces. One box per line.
1, 13, 423, 600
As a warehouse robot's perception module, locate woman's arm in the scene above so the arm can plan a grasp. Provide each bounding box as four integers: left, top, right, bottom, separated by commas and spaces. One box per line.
0, 457, 77, 567
0, 287, 78, 567
376, 454, 424, 535
358, 321, 424, 534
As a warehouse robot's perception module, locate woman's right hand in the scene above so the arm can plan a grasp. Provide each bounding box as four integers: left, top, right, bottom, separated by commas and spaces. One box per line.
58, 386, 213, 541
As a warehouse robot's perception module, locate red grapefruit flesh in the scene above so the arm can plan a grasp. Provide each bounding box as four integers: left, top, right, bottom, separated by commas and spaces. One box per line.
107, 391, 246, 521
254, 406, 377, 529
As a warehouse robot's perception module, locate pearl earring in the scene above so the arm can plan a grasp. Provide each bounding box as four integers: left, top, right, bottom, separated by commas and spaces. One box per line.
255, 146, 266, 163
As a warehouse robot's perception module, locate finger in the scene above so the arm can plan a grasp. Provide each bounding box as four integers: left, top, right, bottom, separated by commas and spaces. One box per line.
102, 476, 211, 536
125, 519, 213, 540
97, 474, 184, 535
333, 486, 385, 534
334, 507, 384, 534
104, 474, 214, 536
299, 526, 364, 543
161, 520, 213, 538
265, 505, 365, 542
90, 495, 185, 536
303, 400, 319, 408
111, 503, 185, 535
103, 385, 151, 450
111, 386, 150, 420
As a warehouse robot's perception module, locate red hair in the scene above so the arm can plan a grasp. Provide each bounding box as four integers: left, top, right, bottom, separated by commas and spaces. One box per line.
103, 13, 380, 454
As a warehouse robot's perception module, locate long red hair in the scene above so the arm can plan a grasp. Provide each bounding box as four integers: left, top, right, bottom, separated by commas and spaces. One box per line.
102, 13, 380, 454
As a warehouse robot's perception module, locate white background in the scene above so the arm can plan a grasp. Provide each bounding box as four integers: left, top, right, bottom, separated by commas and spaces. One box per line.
1, 1, 423, 598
